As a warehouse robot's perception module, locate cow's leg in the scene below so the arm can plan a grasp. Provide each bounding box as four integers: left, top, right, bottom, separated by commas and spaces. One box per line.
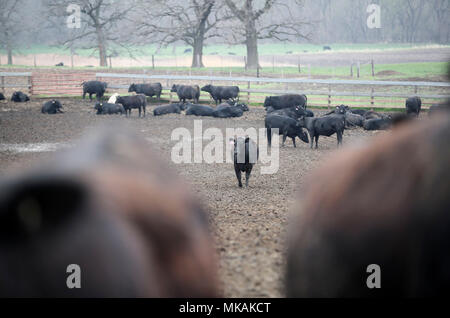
292, 137, 297, 148
315, 135, 319, 149
139, 107, 142, 118
337, 131, 343, 147
89, 93, 93, 101
245, 166, 253, 187
235, 166, 243, 188
282, 131, 288, 147
82, 91, 86, 99
143, 106, 146, 117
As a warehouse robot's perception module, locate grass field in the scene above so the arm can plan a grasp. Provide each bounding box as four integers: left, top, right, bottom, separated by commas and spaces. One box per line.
2, 43, 449, 58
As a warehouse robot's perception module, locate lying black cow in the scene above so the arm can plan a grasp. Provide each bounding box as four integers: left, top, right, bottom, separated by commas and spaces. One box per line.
429, 103, 450, 117
345, 112, 364, 128
0, 93, 5, 101
264, 94, 307, 110
171, 85, 200, 104
153, 103, 187, 116
201, 85, 240, 105
231, 137, 259, 188
55, 62, 64, 67
226, 100, 249, 112
406, 96, 422, 117
41, 100, 63, 114
116, 95, 147, 117
129, 83, 162, 101
94, 102, 125, 115
82, 81, 107, 101
268, 105, 313, 119
185, 104, 215, 117
265, 115, 309, 148
363, 118, 392, 131
212, 104, 243, 118
349, 109, 368, 116
11, 91, 30, 103
299, 115, 346, 149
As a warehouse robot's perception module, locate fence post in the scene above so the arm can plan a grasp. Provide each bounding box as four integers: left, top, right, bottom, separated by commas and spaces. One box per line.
247, 81, 250, 104
357, 62, 360, 78
414, 85, 418, 94
1, 76, 4, 93
328, 85, 331, 110
152, 55, 155, 69
28, 74, 32, 95
371, 88, 374, 111
298, 58, 301, 73
350, 63, 353, 77
371, 59, 375, 77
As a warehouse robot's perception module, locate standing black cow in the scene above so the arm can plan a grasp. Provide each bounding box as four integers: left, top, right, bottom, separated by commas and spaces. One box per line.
171, 85, 200, 104
231, 137, 259, 188
94, 102, 125, 115
41, 100, 64, 114
11, 91, 30, 102
265, 115, 309, 148
406, 96, 422, 117
299, 115, 346, 149
201, 85, 240, 105
116, 95, 147, 117
264, 94, 307, 110
0, 93, 5, 101
82, 81, 107, 101
128, 83, 162, 101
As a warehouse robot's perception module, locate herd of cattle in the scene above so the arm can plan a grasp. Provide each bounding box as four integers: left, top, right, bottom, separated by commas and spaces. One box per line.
0, 74, 450, 296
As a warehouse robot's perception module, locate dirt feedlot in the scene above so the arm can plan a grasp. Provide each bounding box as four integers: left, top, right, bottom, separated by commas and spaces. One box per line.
0, 98, 387, 297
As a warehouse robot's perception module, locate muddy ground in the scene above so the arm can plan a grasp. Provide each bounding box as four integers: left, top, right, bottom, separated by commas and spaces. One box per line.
0, 98, 389, 297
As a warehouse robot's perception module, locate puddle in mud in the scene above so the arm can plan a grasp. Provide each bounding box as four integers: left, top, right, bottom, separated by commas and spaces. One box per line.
0, 142, 72, 153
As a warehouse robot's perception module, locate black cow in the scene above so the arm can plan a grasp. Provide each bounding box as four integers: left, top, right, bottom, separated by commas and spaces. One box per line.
128, 83, 162, 101
265, 115, 309, 148
323, 46, 332, 51
171, 85, 200, 104
429, 103, 450, 117
185, 104, 215, 117
264, 94, 307, 110
231, 137, 259, 188
212, 104, 243, 118
94, 102, 125, 115
11, 91, 30, 103
0, 93, 5, 101
345, 112, 365, 128
324, 105, 348, 116
349, 109, 368, 116
406, 96, 422, 117
201, 85, 240, 105
227, 100, 249, 112
299, 115, 346, 149
116, 95, 147, 117
268, 105, 312, 119
41, 100, 63, 114
82, 81, 107, 101
55, 62, 64, 67
153, 103, 187, 116
363, 118, 392, 131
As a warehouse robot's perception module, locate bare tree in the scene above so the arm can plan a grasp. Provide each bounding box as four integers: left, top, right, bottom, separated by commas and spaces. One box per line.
430, 0, 450, 44
135, 0, 228, 68
224, 0, 311, 69
0, 0, 23, 65
45, 0, 135, 67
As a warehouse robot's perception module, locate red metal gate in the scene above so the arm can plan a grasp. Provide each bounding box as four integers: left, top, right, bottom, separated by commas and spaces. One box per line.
31, 71, 96, 96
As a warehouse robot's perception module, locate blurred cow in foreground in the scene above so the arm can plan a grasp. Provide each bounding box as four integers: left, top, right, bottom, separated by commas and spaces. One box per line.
287, 114, 450, 297
0, 127, 219, 297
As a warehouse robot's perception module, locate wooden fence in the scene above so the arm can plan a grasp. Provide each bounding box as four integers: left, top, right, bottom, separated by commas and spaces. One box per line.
96, 73, 450, 109
1, 71, 449, 109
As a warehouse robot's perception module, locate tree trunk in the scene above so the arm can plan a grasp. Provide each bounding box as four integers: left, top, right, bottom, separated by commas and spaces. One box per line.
96, 27, 108, 67
7, 47, 13, 65
191, 37, 205, 68
245, 20, 259, 69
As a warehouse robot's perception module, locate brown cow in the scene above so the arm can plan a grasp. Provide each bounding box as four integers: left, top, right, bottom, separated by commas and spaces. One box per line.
0, 126, 219, 297
286, 115, 450, 297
